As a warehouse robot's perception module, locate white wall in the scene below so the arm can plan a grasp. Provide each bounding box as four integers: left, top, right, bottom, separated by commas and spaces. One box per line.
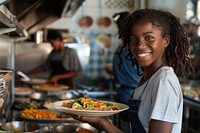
147, 0, 186, 22
47, 0, 135, 33
47, 0, 186, 32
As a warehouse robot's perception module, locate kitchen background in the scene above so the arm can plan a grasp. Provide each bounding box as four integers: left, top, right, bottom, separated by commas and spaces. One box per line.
0, 0, 200, 133
0, 0, 187, 88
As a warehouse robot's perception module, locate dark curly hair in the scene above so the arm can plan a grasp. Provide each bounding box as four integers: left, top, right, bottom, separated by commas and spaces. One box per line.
47, 29, 63, 41
117, 8, 193, 77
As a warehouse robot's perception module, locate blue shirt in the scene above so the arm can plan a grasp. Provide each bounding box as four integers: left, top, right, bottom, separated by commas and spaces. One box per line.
113, 45, 139, 103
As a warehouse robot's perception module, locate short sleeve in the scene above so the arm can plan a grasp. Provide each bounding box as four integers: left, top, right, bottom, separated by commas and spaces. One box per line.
63, 48, 82, 71
150, 78, 180, 123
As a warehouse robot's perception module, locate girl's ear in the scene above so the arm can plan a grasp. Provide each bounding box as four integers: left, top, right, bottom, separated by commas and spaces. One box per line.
164, 35, 170, 47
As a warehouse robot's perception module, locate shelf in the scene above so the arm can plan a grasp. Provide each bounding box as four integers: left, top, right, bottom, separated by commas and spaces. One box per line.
0, 4, 28, 37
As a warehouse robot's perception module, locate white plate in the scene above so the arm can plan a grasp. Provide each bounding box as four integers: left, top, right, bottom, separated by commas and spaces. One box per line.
21, 78, 47, 85
14, 87, 32, 96
53, 100, 129, 116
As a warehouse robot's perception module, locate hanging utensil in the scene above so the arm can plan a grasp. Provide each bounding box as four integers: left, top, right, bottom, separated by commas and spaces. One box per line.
97, 0, 111, 28
79, 1, 93, 28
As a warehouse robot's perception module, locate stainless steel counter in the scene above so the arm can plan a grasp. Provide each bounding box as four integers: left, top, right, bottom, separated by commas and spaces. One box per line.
183, 97, 200, 133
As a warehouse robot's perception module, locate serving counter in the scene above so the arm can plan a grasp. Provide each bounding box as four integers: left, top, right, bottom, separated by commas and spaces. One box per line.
2, 80, 118, 133
181, 79, 200, 133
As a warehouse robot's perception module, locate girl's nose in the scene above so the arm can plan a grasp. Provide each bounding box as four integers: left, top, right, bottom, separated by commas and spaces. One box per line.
137, 39, 146, 48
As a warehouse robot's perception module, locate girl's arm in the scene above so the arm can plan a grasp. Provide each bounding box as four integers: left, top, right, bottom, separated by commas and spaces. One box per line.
71, 115, 123, 133
149, 119, 173, 133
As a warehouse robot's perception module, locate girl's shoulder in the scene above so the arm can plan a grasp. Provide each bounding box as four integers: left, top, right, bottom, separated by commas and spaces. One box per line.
150, 66, 179, 85
153, 66, 175, 79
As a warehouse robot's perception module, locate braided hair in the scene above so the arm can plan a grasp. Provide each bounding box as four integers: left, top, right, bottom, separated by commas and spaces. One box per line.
118, 8, 193, 77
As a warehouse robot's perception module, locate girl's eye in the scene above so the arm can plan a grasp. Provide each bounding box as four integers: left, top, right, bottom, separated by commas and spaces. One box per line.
130, 37, 138, 44
145, 36, 154, 41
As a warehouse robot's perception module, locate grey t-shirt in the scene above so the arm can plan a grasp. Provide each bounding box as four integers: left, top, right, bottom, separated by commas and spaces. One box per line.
45, 47, 81, 71
132, 66, 183, 133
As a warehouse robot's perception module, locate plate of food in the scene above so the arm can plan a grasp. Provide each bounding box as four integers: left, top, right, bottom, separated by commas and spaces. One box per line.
53, 97, 129, 116
18, 108, 71, 123
32, 83, 69, 91
14, 87, 32, 96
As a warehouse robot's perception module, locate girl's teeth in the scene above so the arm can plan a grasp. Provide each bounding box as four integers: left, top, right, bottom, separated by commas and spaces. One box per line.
138, 53, 150, 57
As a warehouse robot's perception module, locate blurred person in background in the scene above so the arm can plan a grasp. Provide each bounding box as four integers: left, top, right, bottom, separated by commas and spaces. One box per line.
184, 16, 200, 79
105, 11, 141, 130
25, 29, 82, 89
106, 11, 140, 104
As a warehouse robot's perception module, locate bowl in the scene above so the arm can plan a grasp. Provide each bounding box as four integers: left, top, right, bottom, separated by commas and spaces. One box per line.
77, 123, 97, 133
54, 124, 77, 133
30, 92, 46, 101
58, 90, 80, 100
38, 124, 77, 133
1, 121, 40, 133
38, 123, 96, 133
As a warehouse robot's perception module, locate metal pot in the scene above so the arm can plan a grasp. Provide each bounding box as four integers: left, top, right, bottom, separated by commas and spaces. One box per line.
77, 123, 96, 132
39, 124, 77, 133
1, 121, 40, 133
38, 123, 96, 133
54, 124, 77, 133
30, 92, 47, 101
57, 90, 81, 100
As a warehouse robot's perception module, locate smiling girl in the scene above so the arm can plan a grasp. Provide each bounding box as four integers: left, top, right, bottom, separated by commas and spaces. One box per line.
72, 9, 193, 133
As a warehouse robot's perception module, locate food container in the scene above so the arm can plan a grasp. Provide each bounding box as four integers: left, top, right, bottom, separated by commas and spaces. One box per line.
1, 121, 40, 133
38, 124, 77, 133
14, 87, 32, 96
30, 92, 47, 101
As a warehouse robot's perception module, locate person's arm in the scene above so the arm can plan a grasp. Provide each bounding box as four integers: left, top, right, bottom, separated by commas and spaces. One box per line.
71, 115, 123, 133
48, 71, 79, 83
25, 65, 46, 76
101, 119, 123, 133
149, 119, 173, 133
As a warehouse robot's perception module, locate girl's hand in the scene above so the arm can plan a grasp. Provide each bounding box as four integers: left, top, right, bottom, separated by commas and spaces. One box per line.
71, 115, 108, 130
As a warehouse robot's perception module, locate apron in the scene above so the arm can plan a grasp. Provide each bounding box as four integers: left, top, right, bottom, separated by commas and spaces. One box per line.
50, 49, 74, 89
120, 80, 149, 133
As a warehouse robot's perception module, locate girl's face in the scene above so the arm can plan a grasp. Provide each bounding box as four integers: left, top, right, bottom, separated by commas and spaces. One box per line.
130, 20, 169, 69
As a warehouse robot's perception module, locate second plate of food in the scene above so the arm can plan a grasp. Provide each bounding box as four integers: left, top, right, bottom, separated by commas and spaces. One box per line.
32, 83, 69, 92
18, 109, 71, 123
